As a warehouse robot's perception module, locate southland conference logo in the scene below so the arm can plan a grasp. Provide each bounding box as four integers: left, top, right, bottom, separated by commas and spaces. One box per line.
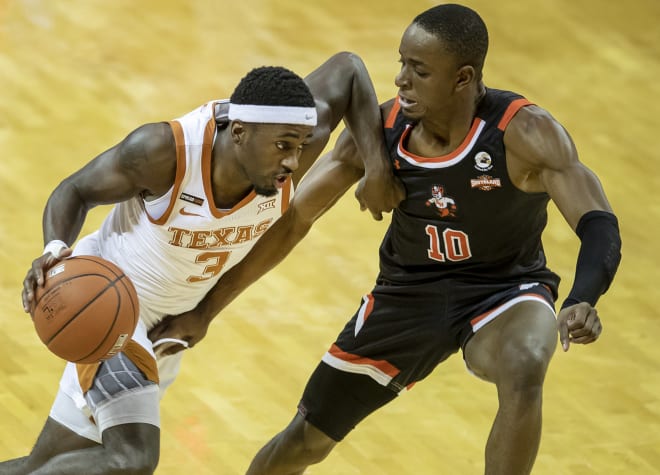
470, 175, 502, 191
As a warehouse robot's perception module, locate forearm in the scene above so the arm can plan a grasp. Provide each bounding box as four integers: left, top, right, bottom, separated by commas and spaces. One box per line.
340, 54, 389, 175
562, 210, 622, 309
197, 210, 312, 323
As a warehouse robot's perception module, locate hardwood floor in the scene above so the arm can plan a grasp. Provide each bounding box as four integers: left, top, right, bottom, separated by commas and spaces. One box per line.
1, 0, 658, 473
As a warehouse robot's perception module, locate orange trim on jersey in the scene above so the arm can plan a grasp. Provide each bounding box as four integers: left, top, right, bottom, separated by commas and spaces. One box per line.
147, 121, 187, 225
470, 306, 497, 328
497, 98, 533, 131
328, 343, 400, 378
200, 119, 258, 218
280, 176, 292, 214
470, 292, 549, 327
384, 99, 401, 129
201, 117, 216, 210
398, 118, 484, 164
211, 189, 258, 218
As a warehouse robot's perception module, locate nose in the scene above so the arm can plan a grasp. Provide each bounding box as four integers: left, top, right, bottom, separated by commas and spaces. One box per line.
395, 64, 410, 89
281, 150, 300, 172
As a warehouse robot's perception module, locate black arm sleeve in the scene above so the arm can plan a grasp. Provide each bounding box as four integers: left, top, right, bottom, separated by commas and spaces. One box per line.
561, 210, 622, 310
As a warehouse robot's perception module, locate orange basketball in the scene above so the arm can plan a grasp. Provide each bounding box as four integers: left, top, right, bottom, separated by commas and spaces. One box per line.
31, 255, 139, 364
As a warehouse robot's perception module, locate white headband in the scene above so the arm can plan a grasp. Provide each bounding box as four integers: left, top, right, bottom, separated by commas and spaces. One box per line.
228, 103, 317, 126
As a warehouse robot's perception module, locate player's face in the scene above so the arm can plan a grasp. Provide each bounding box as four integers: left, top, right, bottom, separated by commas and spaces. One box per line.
239, 123, 313, 197
395, 23, 462, 120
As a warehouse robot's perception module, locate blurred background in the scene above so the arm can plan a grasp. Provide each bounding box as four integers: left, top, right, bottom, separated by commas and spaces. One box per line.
1, 0, 659, 473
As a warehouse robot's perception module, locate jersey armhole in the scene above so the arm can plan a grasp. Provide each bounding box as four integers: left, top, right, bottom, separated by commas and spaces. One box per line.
497, 98, 533, 131
146, 121, 187, 224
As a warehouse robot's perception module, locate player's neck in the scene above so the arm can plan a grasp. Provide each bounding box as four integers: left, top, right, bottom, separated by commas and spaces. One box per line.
413, 84, 485, 157
209, 132, 254, 209
413, 109, 473, 157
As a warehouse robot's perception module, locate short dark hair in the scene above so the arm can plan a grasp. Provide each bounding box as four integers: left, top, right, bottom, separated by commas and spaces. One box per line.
230, 66, 315, 107
413, 4, 489, 77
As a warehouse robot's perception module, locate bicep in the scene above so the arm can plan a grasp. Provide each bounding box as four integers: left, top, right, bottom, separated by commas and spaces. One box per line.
506, 107, 613, 230
542, 163, 612, 229
304, 52, 358, 128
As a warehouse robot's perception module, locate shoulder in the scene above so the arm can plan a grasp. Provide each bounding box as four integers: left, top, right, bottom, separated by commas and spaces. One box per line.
504, 104, 577, 172
119, 122, 176, 163
121, 122, 175, 153
116, 122, 177, 193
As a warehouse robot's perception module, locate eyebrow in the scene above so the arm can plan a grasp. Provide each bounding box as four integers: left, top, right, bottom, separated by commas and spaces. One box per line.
398, 50, 427, 66
402, 57, 426, 67
278, 131, 314, 139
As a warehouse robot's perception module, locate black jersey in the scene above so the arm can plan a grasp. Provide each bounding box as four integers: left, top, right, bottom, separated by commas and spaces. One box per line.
379, 88, 559, 294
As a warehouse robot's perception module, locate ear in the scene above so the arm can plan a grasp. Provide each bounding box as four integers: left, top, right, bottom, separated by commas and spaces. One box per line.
455, 65, 476, 92
230, 121, 246, 144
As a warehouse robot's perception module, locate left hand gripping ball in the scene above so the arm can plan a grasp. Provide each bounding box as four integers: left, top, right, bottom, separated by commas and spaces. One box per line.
31, 256, 139, 364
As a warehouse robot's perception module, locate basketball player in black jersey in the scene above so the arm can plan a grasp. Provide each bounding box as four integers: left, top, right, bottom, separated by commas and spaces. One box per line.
150, 4, 621, 474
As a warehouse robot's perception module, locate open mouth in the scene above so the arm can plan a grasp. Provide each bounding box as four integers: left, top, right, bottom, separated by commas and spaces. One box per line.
398, 95, 417, 108
275, 174, 289, 188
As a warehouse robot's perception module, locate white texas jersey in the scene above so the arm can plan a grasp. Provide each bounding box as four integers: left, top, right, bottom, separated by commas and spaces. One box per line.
92, 100, 293, 326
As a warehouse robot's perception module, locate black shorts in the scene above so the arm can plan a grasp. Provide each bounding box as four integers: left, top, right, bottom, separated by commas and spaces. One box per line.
298, 279, 555, 441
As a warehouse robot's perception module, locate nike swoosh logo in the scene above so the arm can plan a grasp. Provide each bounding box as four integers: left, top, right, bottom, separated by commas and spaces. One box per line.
179, 207, 205, 217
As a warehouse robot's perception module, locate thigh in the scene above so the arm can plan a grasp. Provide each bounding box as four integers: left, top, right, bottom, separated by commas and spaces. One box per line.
26, 417, 159, 473
85, 352, 160, 434
298, 361, 398, 441
329, 282, 458, 391
27, 416, 99, 468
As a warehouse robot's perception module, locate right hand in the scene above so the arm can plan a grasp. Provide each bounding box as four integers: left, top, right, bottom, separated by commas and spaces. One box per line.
148, 310, 210, 358
22, 246, 72, 313
354, 169, 405, 221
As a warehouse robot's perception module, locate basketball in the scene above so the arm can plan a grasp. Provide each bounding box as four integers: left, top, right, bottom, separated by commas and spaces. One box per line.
31, 255, 139, 364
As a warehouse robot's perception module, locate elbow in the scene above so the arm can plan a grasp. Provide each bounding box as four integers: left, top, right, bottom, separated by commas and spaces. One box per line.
53, 177, 91, 211
333, 51, 362, 62
331, 51, 366, 77
45, 178, 93, 221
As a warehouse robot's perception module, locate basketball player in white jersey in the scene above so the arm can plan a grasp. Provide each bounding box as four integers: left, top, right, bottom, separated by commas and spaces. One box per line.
3, 52, 403, 474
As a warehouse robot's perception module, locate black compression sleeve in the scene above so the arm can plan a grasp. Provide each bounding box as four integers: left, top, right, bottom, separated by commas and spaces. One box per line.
561, 210, 622, 310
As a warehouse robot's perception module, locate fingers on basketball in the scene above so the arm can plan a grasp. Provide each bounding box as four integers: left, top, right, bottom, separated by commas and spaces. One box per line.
30, 255, 139, 364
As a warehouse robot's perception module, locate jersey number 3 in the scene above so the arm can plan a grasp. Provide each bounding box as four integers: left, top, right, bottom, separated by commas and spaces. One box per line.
187, 251, 231, 283
425, 225, 472, 262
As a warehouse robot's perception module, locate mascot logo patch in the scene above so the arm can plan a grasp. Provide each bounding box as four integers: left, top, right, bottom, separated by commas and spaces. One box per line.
425, 185, 457, 218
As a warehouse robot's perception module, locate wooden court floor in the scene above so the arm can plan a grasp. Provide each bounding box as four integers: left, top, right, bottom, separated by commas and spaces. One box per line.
1, 0, 659, 473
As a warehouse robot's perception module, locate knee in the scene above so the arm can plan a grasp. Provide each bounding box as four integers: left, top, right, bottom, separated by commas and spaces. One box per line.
498, 334, 556, 390
260, 419, 336, 472
103, 426, 160, 475
107, 449, 159, 475
285, 422, 335, 464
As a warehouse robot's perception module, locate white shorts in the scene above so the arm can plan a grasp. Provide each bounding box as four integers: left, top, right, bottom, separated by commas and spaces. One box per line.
48, 234, 186, 442
49, 320, 184, 443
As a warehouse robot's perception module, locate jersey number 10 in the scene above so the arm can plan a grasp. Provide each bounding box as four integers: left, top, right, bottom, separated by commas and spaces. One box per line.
425, 225, 472, 262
